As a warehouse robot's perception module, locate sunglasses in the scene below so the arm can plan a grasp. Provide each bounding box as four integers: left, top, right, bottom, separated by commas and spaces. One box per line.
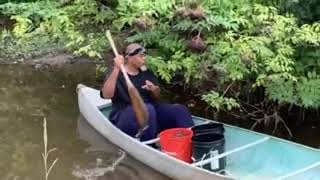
126, 47, 146, 57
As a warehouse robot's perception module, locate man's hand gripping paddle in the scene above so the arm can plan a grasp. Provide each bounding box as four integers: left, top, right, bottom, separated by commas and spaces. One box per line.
105, 30, 149, 137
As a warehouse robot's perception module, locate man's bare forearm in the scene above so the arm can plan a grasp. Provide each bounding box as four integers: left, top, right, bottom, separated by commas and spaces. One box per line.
101, 67, 120, 98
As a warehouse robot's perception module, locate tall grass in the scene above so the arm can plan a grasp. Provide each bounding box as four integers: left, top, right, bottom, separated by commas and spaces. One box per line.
42, 118, 58, 180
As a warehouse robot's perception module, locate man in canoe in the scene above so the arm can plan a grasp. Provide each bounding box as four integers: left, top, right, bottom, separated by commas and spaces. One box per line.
100, 43, 194, 141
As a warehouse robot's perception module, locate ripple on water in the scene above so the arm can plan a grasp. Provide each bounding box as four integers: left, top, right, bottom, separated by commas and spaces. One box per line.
72, 150, 128, 180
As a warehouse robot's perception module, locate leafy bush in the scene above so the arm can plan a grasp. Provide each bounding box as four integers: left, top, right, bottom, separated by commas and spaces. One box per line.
116, 0, 320, 112
0, 0, 114, 60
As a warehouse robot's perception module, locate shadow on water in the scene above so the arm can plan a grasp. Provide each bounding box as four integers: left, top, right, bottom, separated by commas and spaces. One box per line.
0, 64, 169, 180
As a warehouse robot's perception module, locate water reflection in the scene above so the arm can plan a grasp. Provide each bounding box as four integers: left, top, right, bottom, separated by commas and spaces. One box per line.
0, 64, 169, 180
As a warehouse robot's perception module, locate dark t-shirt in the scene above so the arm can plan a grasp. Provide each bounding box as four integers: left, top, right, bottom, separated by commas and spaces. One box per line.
101, 69, 159, 120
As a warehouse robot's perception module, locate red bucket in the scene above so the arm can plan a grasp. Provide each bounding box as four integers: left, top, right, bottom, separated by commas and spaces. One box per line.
159, 128, 193, 163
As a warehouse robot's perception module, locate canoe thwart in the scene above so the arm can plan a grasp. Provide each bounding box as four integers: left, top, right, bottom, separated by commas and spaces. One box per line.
192, 137, 270, 167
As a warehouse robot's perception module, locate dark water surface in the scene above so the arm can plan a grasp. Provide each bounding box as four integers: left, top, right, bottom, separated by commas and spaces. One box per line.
0, 64, 169, 180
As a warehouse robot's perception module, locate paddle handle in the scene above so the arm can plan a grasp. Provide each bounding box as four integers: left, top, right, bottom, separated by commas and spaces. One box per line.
105, 30, 132, 86
106, 30, 119, 56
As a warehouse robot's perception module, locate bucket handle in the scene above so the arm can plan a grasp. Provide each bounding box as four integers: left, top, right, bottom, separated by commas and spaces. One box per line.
192, 146, 221, 169
169, 130, 192, 140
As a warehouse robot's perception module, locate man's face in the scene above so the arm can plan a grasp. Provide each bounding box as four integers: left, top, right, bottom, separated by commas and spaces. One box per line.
126, 46, 146, 68
130, 52, 146, 68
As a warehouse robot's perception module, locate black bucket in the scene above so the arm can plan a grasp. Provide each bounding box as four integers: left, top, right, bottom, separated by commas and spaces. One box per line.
192, 133, 226, 172
191, 123, 225, 136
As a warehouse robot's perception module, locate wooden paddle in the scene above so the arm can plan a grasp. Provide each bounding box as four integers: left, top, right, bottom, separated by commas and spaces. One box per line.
105, 30, 149, 131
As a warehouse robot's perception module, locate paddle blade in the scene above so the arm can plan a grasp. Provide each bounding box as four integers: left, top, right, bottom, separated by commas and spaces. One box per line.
127, 86, 149, 128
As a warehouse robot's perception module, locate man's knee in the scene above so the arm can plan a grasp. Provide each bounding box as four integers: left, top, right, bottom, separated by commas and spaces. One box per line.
173, 104, 190, 113
172, 104, 194, 127
116, 117, 139, 136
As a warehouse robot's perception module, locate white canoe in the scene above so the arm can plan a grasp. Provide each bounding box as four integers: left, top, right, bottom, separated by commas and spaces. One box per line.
77, 84, 320, 180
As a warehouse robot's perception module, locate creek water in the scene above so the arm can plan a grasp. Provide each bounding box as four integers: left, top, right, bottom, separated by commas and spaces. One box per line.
0, 64, 168, 180
0, 63, 319, 180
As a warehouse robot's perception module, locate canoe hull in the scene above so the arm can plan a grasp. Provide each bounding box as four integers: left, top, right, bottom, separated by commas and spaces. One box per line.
77, 84, 320, 180
77, 84, 232, 180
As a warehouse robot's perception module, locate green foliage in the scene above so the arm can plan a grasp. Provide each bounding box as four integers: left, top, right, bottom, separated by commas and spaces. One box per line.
266, 74, 320, 108
266, 78, 297, 105
113, 0, 179, 30
0, 0, 37, 4
0, 0, 114, 60
147, 56, 173, 83
1, 0, 320, 112
296, 76, 320, 108
95, 63, 108, 77
117, 0, 320, 110
201, 91, 240, 111
292, 23, 320, 46
257, 0, 320, 24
